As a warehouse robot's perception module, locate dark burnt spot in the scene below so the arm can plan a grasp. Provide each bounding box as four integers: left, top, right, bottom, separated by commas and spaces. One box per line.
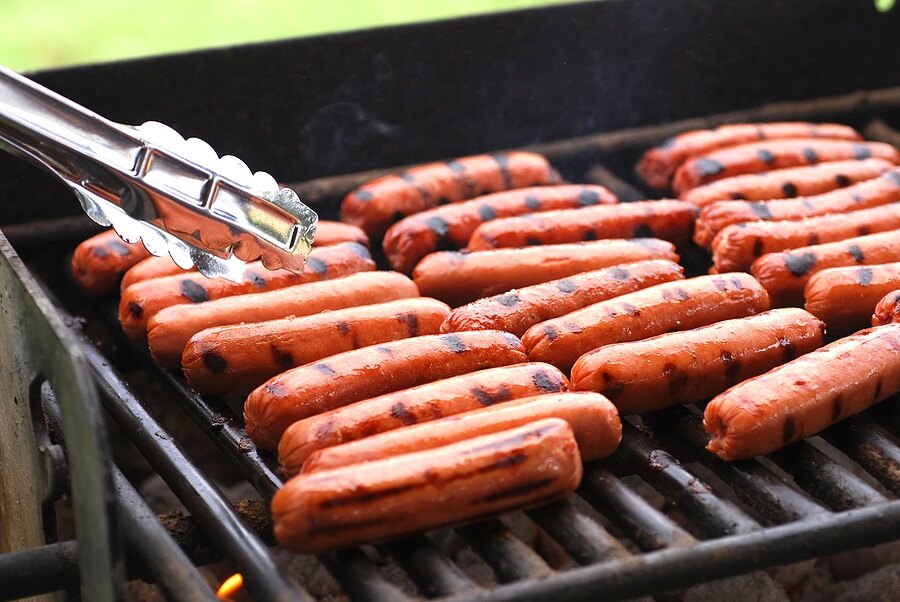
848, 244, 865, 263
275, 349, 294, 369
610, 267, 630, 281
495, 383, 513, 402
801, 199, 815, 211
533, 370, 563, 392
874, 379, 883, 401
662, 289, 675, 301
782, 416, 796, 445
398, 312, 419, 336
497, 292, 520, 307
753, 238, 764, 257
730, 192, 746, 200
582, 230, 598, 241
376, 345, 395, 357
851, 192, 865, 203
544, 324, 559, 341
347, 242, 371, 260
749, 203, 773, 220
180, 280, 209, 303
246, 271, 266, 288
757, 149, 776, 165
621, 302, 641, 317
601, 372, 625, 400
479, 204, 498, 221
313, 363, 337, 377
807, 234, 820, 246
526, 237, 543, 246
579, 189, 601, 206
390, 402, 416, 425
446, 160, 466, 173
492, 153, 514, 189
556, 279, 577, 294
128, 302, 142, 318
306, 518, 389, 537
884, 170, 900, 187
500, 331, 521, 347
853, 144, 872, 160
721, 350, 741, 382
202, 350, 227, 374
803, 147, 818, 164
663, 362, 689, 392
782, 182, 798, 197
858, 266, 874, 286
835, 174, 851, 187
712, 278, 729, 292
355, 189, 374, 202
108, 240, 131, 255
471, 387, 494, 406
392, 210, 406, 224
831, 395, 843, 421
320, 483, 417, 509
400, 171, 416, 183
480, 477, 556, 503
437, 196, 451, 206
306, 256, 328, 275
784, 252, 817, 276
778, 337, 797, 361
659, 136, 677, 148
337, 321, 350, 335
634, 224, 656, 238
264, 382, 288, 397
730, 276, 745, 290
91, 246, 109, 258
425, 215, 450, 239
524, 194, 541, 210
676, 288, 691, 301
695, 158, 725, 177
859, 226, 871, 236
440, 334, 468, 353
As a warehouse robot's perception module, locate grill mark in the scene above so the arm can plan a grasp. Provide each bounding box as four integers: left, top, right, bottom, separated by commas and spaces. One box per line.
582, 230, 598, 241
874, 379, 883, 401
180, 280, 209, 303
661, 289, 674, 301
721, 350, 741, 382
471, 387, 494, 406
479, 477, 557, 503
319, 483, 418, 509
858, 226, 871, 236
848, 244, 865, 263
202, 350, 227, 373
313, 363, 337, 376
264, 382, 288, 397
274, 348, 294, 369
246, 271, 266, 288
730, 192, 746, 200
851, 192, 865, 203
337, 321, 350, 335
610, 267, 630, 281
621, 303, 641, 317
753, 238, 764, 257
556, 279, 577, 294
663, 362, 689, 393
425, 216, 450, 239
634, 224, 656, 238
782, 182, 798, 197
712, 278, 728, 292
306, 517, 389, 537
544, 324, 559, 341
493, 153, 513, 189
398, 312, 419, 336
524, 194, 541, 210
578, 189, 601, 206
803, 147, 818, 164
440, 334, 468, 353
497, 292, 520, 307
782, 416, 796, 445
858, 266, 874, 286
494, 383, 513, 402
108, 240, 131, 255
695, 158, 725, 177
831, 395, 843, 421
128, 302, 143, 318
885, 171, 900, 187
750, 203, 773, 220
676, 287, 690, 301
801, 199, 815, 210
730, 276, 745, 290
376, 345, 395, 357
354, 189, 374, 202
307, 256, 328, 275
784, 252, 817, 276
601, 372, 624, 400
807, 234, 820, 246
853, 144, 872, 160
390, 402, 416, 425
478, 204, 497, 221
836, 174, 851, 187
757, 149, 775, 165
91, 246, 109, 258
533, 370, 563, 393
526, 237, 542, 246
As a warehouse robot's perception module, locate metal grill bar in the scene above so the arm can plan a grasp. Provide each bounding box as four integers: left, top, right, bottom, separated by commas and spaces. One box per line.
526, 498, 631, 565
381, 539, 481, 598
820, 416, 900, 497
319, 549, 415, 602
456, 521, 554, 583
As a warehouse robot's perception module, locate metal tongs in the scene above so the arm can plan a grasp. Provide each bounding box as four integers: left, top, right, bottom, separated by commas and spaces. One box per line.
0, 65, 318, 282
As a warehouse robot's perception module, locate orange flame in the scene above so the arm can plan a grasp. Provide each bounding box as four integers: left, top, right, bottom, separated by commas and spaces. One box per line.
216, 573, 243, 600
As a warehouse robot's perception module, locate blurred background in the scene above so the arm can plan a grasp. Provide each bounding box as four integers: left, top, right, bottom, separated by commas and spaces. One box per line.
2, 0, 576, 71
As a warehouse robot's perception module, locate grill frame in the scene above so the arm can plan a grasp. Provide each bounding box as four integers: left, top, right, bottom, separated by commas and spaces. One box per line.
1, 0, 900, 599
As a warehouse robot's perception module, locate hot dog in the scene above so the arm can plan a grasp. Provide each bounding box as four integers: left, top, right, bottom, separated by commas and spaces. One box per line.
276, 362, 568, 474
750, 230, 900, 307
181, 297, 450, 394
571, 308, 824, 414
467, 200, 699, 250
710, 202, 900, 272
71, 230, 152, 295
694, 169, 900, 247
873, 289, 900, 325
314, 220, 370, 248
147, 271, 418, 368
523, 273, 771, 373
245, 330, 528, 450
804, 263, 900, 335
413, 239, 679, 307
704, 323, 900, 461
672, 140, 899, 194
383, 185, 617, 273
441, 259, 684, 337
681, 159, 894, 207
340, 152, 561, 239
120, 242, 375, 342
120, 256, 191, 291
639, 122, 862, 190
297, 392, 620, 475
271, 418, 582, 553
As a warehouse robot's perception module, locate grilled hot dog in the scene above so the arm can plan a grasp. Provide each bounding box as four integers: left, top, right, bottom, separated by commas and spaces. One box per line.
751, 230, 900, 307
413, 239, 678, 307
639, 122, 862, 190
704, 323, 900, 461
276, 362, 568, 474
271, 418, 583, 553
442, 259, 684, 337
71, 230, 152, 295
804, 263, 900, 335
340, 152, 560, 239
672, 139, 899, 194
467, 200, 699, 250
245, 330, 528, 449
121, 256, 190, 291
297, 392, 620, 475
314, 220, 370, 248
873, 290, 900, 325
571, 308, 824, 414
523, 273, 771, 373
182, 297, 450, 394
681, 159, 894, 207
120, 242, 375, 342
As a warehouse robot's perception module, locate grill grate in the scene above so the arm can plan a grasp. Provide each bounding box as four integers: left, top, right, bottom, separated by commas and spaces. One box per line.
4, 86, 900, 602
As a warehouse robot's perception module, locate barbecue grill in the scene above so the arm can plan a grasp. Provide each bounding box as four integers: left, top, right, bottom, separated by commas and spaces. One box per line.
2, 0, 900, 600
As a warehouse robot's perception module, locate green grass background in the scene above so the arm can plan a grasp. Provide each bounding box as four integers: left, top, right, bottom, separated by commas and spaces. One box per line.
2, 0, 576, 71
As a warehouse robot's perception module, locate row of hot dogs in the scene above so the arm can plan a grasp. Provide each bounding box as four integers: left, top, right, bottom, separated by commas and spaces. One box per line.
65, 120, 900, 555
